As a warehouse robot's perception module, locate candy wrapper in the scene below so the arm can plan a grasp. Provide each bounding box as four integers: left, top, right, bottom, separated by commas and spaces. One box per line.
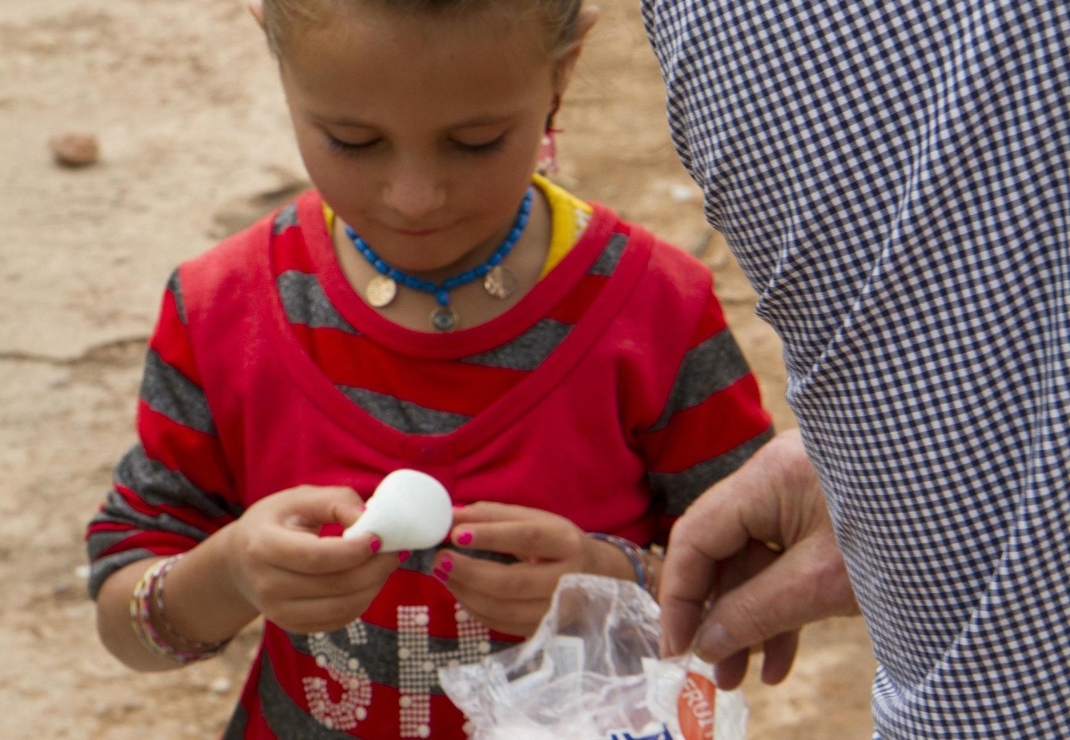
439, 574, 747, 740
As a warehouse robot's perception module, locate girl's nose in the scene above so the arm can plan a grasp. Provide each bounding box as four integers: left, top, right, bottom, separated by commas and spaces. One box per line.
382, 165, 446, 222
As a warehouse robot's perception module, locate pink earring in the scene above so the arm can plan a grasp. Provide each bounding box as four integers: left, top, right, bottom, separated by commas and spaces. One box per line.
537, 96, 562, 176
537, 130, 559, 176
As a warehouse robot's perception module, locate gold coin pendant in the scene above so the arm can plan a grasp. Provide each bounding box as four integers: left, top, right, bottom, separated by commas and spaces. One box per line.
366, 275, 397, 308
484, 265, 519, 300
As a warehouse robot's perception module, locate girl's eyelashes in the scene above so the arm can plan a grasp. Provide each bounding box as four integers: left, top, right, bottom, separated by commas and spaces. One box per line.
450, 134, 506, 154
325, 135, 381, 155
324, 132, 507, 156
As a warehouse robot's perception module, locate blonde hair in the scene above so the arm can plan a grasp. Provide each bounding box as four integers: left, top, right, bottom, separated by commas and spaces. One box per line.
261, 0, 584, 62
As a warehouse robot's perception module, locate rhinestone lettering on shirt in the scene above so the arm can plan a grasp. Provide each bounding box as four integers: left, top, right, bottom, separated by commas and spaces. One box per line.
304, 621, 373, 731
302, 604, 491, 737
398, 603, 491, 738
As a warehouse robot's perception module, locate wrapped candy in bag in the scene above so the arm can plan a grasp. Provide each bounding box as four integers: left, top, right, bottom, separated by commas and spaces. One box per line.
439, 574, 747, 740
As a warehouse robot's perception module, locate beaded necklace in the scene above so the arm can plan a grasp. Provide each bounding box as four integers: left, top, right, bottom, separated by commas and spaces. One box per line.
346, 187, 534, 332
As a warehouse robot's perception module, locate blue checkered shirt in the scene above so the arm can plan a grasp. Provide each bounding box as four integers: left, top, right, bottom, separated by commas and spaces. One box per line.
641, 1, 1070, 736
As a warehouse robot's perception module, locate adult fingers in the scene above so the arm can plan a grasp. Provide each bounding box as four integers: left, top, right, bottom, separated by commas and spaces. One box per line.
709, 539, 799, 687
658, 486, 752, 657
759, 630, 799, 685
706, 629, 798, 690
659, 430, 823, 657
689, 539, 797, 688
689, 533, 854, 668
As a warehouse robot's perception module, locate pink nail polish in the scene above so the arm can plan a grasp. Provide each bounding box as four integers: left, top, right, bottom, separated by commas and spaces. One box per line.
398, 550, 411, 564
433, 568, 449, 583
369, 537, 381, 554
456, 531, 473, 546
439, 556, 453, 573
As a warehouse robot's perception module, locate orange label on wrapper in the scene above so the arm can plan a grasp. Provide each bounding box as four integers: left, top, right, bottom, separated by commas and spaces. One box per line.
676, 671, 717, 740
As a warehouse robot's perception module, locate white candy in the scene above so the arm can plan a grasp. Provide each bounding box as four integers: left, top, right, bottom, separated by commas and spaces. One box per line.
343, 469, 453, 552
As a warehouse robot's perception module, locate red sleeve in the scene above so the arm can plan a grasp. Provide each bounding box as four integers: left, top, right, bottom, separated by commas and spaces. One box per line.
84, 270, 239, 599
639, 289, 773, 542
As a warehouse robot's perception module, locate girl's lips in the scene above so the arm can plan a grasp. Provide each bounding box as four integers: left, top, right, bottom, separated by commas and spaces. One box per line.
393, 226, 442, 237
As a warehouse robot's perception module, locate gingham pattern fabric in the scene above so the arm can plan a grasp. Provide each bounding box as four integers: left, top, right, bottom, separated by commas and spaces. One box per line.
642, 1, 1070, 736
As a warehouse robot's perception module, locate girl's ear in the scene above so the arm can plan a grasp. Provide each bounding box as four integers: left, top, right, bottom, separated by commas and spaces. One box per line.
553, 5, 600, 96
248, 0, 265, 28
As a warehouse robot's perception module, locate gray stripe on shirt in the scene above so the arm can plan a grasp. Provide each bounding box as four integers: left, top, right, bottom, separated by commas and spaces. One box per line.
85, 547, 157, 600
588, 233, 628, 276
90, 487, 212, 545
648, 328, 752, 433
277, 270, 359, 334
649, 430, 773, 515
462, 319, 572, 371
166, 269, 187, 325
337, 385, 470, 435
113, 443, 237, 517
221, 704, 249, 740
272, 202, 299, 234
399, 546, 516, 576
86, 444, 241, 599
139, 350, 216, 435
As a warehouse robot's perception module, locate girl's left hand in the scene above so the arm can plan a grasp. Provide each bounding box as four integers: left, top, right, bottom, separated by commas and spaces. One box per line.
430, 502, 631, 637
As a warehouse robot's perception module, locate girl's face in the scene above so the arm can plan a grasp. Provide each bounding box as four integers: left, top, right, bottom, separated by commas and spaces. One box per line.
278, 5, 573, 275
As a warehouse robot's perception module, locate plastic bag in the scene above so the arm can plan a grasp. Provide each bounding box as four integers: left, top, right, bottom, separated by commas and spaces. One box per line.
439, 574, 747, 740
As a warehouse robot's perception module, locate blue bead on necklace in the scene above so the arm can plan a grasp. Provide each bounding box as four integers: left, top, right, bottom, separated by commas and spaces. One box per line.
346, 187, 534, 332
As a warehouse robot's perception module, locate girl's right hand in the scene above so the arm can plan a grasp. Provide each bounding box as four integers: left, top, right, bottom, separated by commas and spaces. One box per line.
221, 485, 399, 634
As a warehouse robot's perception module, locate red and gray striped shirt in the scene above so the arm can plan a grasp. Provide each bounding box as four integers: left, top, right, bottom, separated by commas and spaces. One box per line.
87, 187, 771, 739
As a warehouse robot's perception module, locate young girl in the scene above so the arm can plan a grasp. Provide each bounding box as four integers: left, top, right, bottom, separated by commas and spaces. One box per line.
86, 0, 773, 737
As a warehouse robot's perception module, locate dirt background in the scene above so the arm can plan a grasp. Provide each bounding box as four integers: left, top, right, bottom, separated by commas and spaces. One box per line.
0, 0, 877, 737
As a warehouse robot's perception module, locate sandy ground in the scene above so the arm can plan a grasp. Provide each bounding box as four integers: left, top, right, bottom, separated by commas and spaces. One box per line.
0, 0, 877, 737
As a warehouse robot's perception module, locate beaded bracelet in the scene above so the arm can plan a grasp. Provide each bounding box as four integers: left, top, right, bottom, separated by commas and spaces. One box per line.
130, 558, 183, 662
129, 555, 230, 665
589, 533, 655, 595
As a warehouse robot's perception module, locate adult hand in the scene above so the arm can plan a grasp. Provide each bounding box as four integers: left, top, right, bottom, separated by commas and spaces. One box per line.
430, 502, 631, 637
659, 429, 859, 689
222, 485, 399, 634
